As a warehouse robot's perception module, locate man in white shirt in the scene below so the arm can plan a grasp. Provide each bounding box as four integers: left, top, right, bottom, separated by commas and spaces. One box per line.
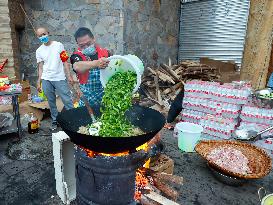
36, 27, 74, 130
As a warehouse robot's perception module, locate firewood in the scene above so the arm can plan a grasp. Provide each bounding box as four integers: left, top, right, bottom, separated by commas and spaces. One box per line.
147, 67, 157, 75
144, 191, 180, 205
174, 67, 184, 75
160, 64, 180, 82
162, 82, 182, 95
141, 168, 183, 185
140, 195, 161, 205
154, 74, 163, 105
172, 65, 180, 70
186, 67, 216, 72
153, 173, 183, 186
157, 71, 176, 84
158, 67, 171, 77
153, 178, 178, 201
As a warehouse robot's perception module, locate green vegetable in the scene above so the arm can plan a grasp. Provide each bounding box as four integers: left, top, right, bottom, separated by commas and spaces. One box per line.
99, 71, 137, 137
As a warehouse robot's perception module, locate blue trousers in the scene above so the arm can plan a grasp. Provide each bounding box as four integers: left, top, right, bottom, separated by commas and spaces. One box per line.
268, 73, 273, 88
42, 80, 73, 123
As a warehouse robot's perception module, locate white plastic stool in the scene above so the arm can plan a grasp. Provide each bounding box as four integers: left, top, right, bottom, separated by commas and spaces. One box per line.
52, 131, 76, 204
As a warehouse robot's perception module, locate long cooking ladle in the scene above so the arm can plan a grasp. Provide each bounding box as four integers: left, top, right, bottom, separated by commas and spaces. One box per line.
69, 82, 97, 123
234, 125, 273, 141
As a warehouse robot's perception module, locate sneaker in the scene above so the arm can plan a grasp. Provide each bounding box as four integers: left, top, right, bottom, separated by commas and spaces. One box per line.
50, 122, 58, 131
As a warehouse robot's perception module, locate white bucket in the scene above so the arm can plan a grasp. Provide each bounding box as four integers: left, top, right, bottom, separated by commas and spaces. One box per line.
175, 122, 203, 152
100, 54, 144, 93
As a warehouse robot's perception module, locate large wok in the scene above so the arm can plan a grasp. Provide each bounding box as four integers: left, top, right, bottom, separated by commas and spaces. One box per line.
57, 105, 166, 153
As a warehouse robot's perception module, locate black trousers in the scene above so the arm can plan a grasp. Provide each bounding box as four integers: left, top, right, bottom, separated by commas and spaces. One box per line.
167, 88, 184, 123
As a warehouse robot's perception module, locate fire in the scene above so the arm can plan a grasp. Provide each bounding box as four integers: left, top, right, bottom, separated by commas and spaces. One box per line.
81, 142, 149, 158
134, 169, 151, 201
82, 146, 129, 158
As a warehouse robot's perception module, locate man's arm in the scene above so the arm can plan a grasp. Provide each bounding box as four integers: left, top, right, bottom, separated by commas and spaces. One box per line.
63, 61, 74, 84
73, 58, 109, 73
37, 62, 43, 92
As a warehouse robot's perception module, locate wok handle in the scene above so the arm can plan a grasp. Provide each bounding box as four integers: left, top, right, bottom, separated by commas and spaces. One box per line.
147, 141, 165, 158
258, 187, 267, 202
258, 126, 273, 135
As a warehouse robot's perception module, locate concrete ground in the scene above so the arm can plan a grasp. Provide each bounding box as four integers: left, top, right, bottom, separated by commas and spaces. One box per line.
0, 119, 272, 205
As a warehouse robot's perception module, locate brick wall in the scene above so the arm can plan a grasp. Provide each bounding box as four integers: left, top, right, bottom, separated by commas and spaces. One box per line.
0, 0, 15, 78
8, 0, 25, 79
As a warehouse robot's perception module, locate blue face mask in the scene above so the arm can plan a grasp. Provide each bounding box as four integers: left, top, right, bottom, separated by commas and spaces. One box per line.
39, 35, 49, 44
82, 44, 96, 56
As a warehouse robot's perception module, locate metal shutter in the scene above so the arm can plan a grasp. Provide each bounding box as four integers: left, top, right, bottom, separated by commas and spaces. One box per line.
179, 0, 250, 66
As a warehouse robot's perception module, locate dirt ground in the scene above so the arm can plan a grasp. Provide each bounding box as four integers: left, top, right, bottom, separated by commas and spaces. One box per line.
0, 118, 272, 205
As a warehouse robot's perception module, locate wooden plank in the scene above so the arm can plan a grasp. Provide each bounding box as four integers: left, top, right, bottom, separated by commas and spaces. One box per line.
157, 71, 176, 84
160, 64, 180, 82
147, 67, 157, 75
144, 191, 180, 205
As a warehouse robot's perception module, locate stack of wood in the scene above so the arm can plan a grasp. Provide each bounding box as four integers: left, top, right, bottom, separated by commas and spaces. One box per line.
136, 133, 183, 205
138, 168, 183, 205
140, 61, 220, 114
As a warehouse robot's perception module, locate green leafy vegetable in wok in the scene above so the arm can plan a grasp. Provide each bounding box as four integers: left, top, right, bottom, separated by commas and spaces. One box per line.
99, 71, 138, 137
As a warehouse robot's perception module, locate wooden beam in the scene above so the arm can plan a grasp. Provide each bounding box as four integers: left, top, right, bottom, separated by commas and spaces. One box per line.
240, 0, 273, 89
144, 191, 180, 205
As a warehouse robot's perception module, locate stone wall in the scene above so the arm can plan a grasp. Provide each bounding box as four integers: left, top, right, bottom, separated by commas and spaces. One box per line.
21, 0, 124, 85
0, 0, 15, 78
19, 0, 180, 85
123, 0, 180, 67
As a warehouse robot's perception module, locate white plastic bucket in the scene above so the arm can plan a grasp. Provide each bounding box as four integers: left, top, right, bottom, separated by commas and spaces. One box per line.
176, 122, 203, 152
100, 54, 144, 93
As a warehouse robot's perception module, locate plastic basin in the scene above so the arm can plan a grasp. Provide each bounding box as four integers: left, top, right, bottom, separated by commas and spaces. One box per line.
100, 55, 144, 93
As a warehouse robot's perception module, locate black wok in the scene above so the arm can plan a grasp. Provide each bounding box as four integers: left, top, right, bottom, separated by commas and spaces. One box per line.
57, 105, 166, 153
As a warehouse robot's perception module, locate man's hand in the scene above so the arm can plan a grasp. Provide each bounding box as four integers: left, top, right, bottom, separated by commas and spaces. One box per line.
95, 58, 109, 69
37, 80, 42, 93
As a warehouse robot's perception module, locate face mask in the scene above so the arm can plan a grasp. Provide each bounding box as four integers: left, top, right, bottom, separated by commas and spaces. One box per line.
82, 44, 96, 56
39, 35, 49, 44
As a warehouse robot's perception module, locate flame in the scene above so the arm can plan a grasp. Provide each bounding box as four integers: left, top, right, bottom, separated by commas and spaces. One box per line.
81, 146, 129, 157
134, 169, 149, 200
81, 142, 149, 158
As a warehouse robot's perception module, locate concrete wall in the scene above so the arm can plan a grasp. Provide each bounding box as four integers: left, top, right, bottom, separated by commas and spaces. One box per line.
123, 0, 180, 66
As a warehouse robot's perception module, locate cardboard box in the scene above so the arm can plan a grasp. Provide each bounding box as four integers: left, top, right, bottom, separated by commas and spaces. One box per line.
200, 57, 237, 73
200, 58, 240, 83
28, 97, 64, 112
220, 71, 241, 83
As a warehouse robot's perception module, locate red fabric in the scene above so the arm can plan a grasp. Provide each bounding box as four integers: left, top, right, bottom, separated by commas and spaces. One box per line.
60, 50, 69, 62
73, 45, 108, 84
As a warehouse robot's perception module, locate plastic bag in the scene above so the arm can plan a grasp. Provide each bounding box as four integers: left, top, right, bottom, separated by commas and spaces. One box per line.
20, 114, 30, 131
0, 113, 14, 128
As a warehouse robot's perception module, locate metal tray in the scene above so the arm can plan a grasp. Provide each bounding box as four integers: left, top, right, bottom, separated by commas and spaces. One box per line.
207, 163, 247, 186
